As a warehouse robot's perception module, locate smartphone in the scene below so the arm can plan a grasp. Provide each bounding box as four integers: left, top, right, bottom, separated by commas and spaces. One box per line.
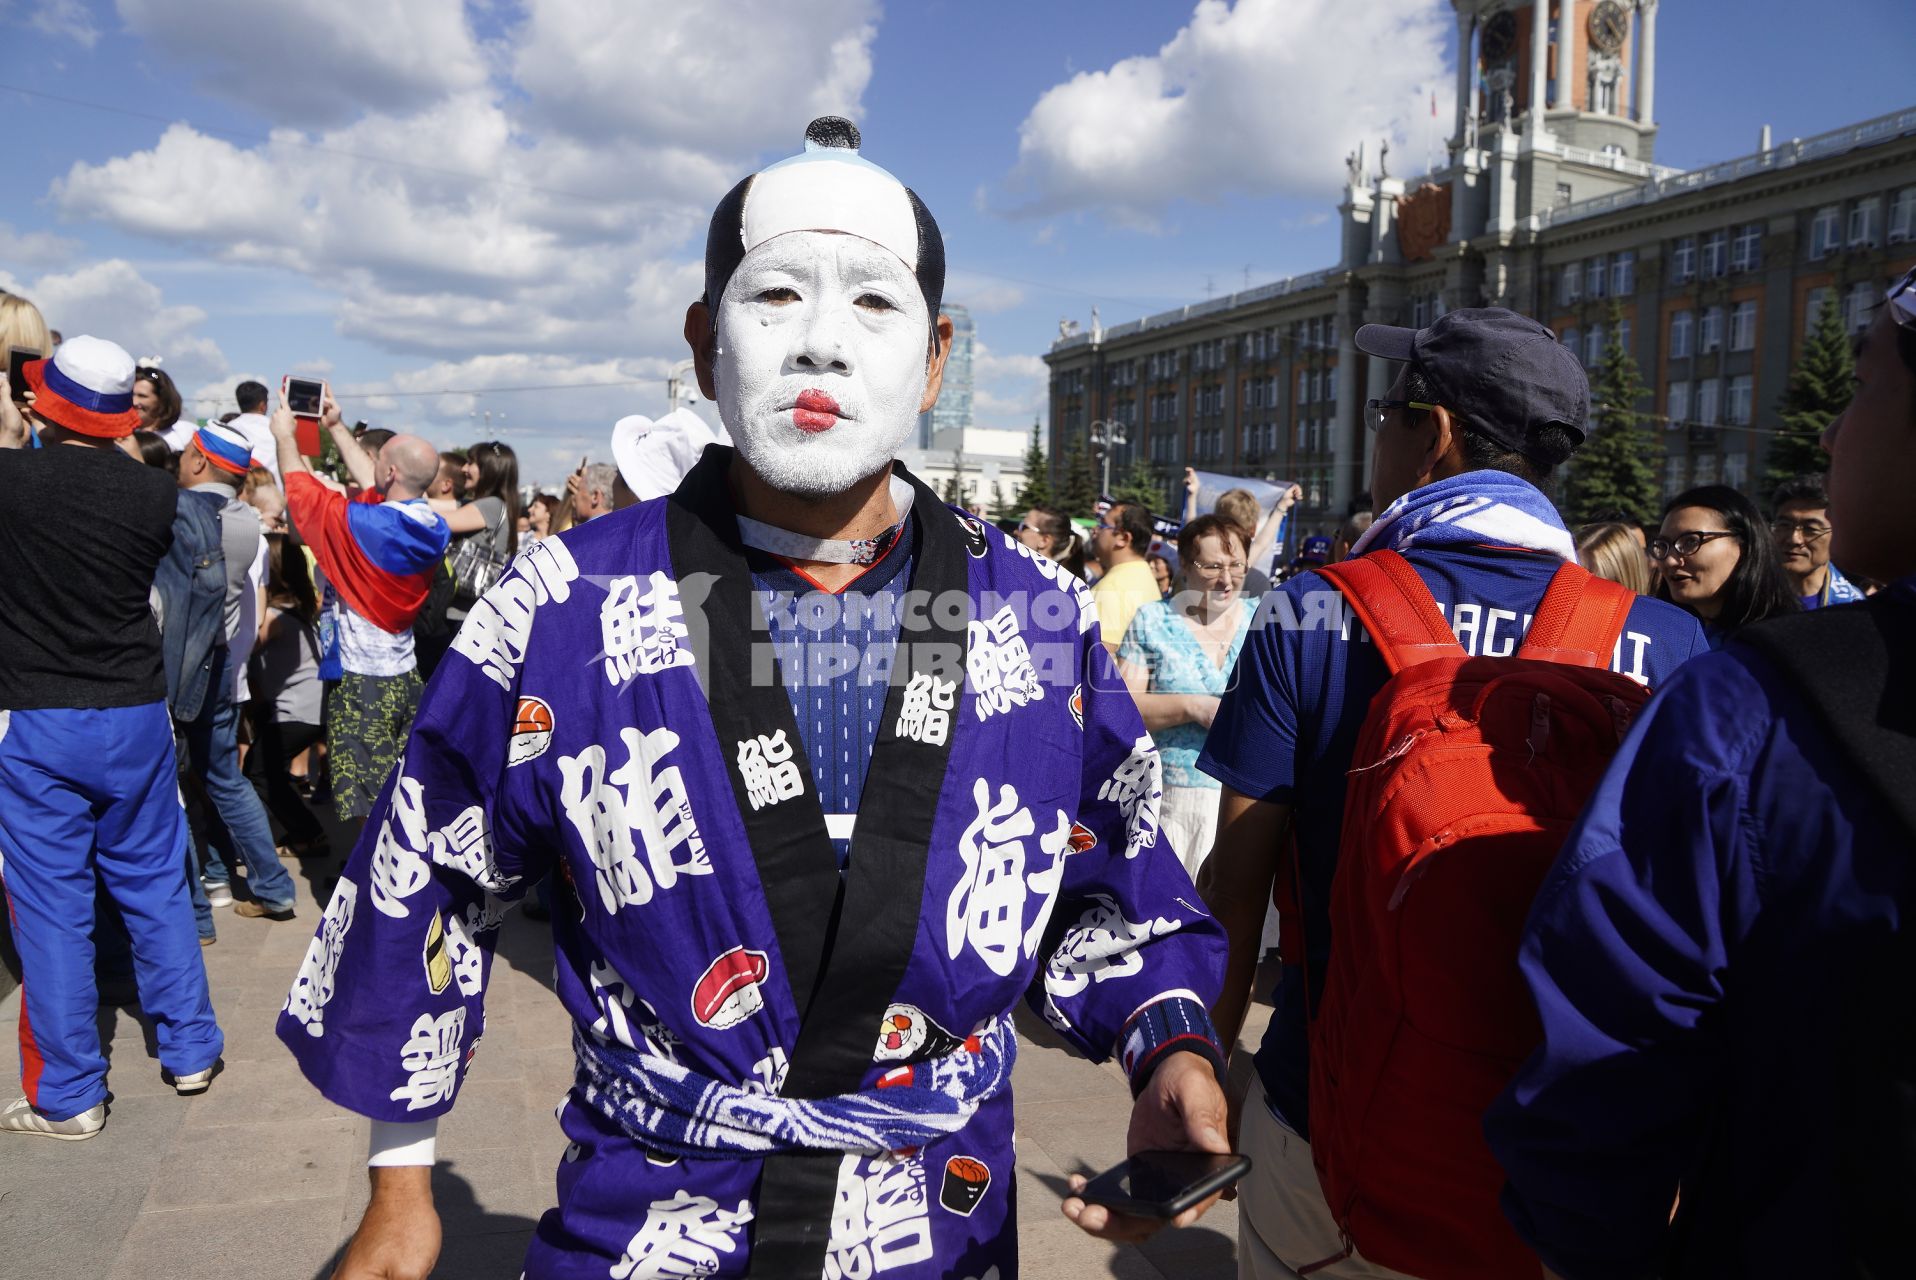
284, 376, 326, 419
7, 347, 36, 395
1077, 1150, 1252, 1219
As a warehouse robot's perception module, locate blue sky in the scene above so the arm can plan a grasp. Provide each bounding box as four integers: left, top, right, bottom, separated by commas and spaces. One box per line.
2, 0, 1909, 488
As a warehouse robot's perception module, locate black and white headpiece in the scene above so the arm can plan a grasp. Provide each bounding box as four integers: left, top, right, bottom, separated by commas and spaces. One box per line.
703, 117, 946, 337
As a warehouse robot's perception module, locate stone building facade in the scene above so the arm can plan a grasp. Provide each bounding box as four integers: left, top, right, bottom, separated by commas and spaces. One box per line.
1042, 0, 1916, 528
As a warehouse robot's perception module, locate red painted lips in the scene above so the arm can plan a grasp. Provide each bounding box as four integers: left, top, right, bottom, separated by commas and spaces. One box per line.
793, 389, 841, 433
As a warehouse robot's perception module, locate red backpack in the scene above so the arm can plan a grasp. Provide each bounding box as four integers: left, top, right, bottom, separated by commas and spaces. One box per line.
1300, 550, 1648, 1280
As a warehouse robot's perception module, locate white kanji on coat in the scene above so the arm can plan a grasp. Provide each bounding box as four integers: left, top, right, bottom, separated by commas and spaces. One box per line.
441, 900, 495, 998
736, 730, 804, 811
425, 805, 515, 893
387, 1007, 466, 1112
601, 571, 693, 688
967, 605, 1043, 721
1043, 893, 1184, 1004
1098, 734, 1163, 859
826, 1151, 935, 1278
450, 539, 579, 691
1021, 810, 1076, 960
557, 726, 709, 916
947, 778, 1035, 978
589, 958, 639, 1050
611, 1189, 754, 1280
285, 879, 358, 1037
894, 672, 957, 745
368, 775, 432, 918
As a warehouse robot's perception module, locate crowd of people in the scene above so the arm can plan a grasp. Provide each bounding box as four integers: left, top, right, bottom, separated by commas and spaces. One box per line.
0, 129, 1910, 1280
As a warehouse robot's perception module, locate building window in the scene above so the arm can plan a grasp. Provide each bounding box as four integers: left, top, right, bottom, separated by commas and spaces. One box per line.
1555, 182, 1574, 208
1584, 324, 1606, 367
1697, 378, 1721, 426
1611, 250, 1636, 296
1671, 236, 1697, 283
1804, 286, 1833, 334
1559, 265, 1581, 306
1699, 306, 1724, 353
1730, 223, 1763, 273
1730, 301, 1758, 352
1298, 371, 1312, 405
1892, 188, 1916, 243
1846, 281, 1874, 333
1694, 454, 1720, 486
1810, 205, 1842, 259
1849, 199, 1880, 248
1669, 310, 1693, 359
1701, 230, 1729, 279
1665, 455, 1686, 496
1618, 317, 1632, 354
1724, 451, 1749, 490
1560, 326, 1580, 358
1666, 381, 1690, 428
1586, 256, 1607, 299
1727, 374, 1754, 426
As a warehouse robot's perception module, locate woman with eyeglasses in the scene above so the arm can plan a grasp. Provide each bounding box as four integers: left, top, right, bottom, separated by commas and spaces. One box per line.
1013, 505, 1086, 578
1651, 484, 1798, 643
1116, 514, 1260, 880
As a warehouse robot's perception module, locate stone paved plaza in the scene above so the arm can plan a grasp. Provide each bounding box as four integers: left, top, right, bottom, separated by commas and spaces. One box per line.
0, 865, 1269, 1280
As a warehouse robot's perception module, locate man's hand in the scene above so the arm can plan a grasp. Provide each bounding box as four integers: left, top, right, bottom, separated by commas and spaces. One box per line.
1277, 483, 1303, 513
1062, 1051, 1232, 1244
321, 389, 345, 434
334, 1166, 439, 1280
269, 404, 300, 442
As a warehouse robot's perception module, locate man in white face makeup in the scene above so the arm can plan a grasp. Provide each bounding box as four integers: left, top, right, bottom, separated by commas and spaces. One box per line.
288, 118, 1233, 1280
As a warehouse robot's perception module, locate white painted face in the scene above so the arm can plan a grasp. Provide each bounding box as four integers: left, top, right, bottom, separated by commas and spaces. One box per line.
715, 229, 931, 498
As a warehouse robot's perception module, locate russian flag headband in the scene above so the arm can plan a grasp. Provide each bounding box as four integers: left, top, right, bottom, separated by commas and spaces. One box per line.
194, 425, 254, 475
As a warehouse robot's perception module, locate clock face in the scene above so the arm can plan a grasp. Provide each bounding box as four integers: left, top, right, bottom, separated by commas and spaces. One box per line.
1590, 0, 1629, 54
1482, 9, 1517, 62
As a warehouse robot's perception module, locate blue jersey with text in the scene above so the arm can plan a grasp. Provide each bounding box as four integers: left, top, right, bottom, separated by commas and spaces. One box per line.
1197, 544, 1709, 1137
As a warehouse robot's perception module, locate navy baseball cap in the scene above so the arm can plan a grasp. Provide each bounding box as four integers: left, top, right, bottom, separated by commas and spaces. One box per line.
1354, 307, 1589, 453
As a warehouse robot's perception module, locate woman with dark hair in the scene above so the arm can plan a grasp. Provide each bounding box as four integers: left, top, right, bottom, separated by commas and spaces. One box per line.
1652, 484, 1799, 642
1014, 505, 1086, 578
526, 491, 560, 541
131, 428, 178, 475
132, 366, 184, 443
435, 439, 521, 620
1116, 513, 1260, 880
246, 533, 328, 859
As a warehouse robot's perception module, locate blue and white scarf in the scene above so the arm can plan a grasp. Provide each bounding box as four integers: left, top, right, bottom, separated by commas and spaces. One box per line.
1348, 471, 1577, 563
572, 1016, 1015, 1160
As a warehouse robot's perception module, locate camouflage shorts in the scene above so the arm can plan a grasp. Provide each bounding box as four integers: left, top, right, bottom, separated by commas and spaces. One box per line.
324, 669, 422, 822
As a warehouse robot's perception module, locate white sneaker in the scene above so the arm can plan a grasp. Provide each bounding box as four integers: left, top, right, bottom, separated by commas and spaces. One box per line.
0, 1096, 105, 1140
202, 880, 233, 907
172, 1062, 219, 1095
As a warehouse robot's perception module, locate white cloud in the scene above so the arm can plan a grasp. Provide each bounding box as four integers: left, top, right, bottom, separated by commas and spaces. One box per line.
10, 0, 101, 46
0, 221, 82, 268
511, 0, 879, 156
968, 341, 1047, 431
943, 272, 1025, 315
0, 259, 227, 384
998, 0, 1453, 226
115, 0, 489, 127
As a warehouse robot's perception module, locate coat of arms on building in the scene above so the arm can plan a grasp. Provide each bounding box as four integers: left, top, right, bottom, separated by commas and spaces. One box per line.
1396, 182, 1453, 264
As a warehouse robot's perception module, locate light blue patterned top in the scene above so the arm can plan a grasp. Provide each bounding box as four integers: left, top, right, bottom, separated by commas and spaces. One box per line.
1118, 596, 1259, 789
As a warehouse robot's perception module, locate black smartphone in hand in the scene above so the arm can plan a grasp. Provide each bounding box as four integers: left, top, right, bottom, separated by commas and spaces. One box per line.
1077, 1150, 1252, 1219
8, 347, 36, 396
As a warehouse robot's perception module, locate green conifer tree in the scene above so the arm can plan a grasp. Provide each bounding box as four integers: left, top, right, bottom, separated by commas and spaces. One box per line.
1763, 290, 1849, 495
1058, 430, 1100, 518
1111, 455, 1165, 516
987, 480, 1016, 522
1561, 300, 1663, 526
1015, 419, 1054, 511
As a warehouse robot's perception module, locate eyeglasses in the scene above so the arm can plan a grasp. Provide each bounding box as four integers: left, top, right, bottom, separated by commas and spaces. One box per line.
1191, 560, 1248, 574
1364, 398, 1438, 431
1888, 266, 1916, 331
1769, 517, 1832, 543
1095, 520, 1120, 533
1648, 530, 1738, 561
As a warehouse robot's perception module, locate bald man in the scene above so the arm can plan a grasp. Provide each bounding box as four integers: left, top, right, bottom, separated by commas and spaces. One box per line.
271, 404, 449, 841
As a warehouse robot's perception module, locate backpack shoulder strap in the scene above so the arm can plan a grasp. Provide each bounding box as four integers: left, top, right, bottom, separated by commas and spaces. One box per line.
1316, 549, 1463, 674
1737, 594, 1916, 840
1517, 562, 1636, 668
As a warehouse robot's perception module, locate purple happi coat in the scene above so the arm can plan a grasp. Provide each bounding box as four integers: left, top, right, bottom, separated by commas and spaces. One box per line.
277, 449, 1228, 1279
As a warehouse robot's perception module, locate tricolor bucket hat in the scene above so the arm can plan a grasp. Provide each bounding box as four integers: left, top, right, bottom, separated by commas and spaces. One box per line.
21, 335, 143, 438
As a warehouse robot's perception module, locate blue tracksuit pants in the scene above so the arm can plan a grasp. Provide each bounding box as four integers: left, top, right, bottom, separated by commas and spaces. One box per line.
0, 702, 223, 1120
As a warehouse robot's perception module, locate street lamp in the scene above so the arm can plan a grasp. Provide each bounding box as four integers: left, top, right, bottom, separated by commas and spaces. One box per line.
666, 359, 698, 412
1088, 418, 1128, 497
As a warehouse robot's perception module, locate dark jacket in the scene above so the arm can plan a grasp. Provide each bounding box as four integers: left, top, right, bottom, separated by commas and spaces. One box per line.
1484, 577, 1916, 1279
154, 488, 227, 722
